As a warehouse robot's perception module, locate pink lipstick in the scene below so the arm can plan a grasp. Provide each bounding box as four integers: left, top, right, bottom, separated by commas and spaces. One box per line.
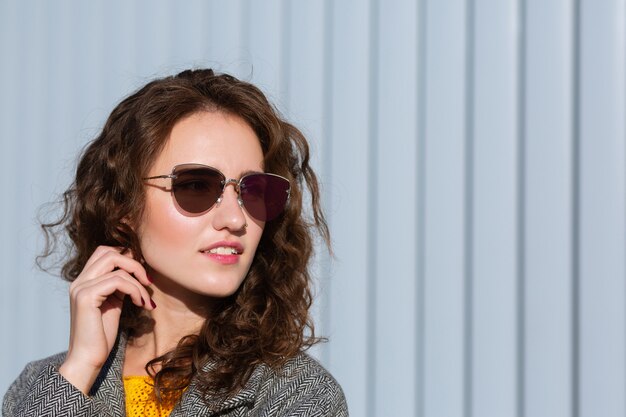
199, 241, 243, 265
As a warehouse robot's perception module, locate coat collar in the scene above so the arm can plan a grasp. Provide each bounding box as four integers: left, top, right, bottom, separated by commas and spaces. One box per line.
89, 331, 128, 417
173, 362, 268, 416
91, 332, 268, 417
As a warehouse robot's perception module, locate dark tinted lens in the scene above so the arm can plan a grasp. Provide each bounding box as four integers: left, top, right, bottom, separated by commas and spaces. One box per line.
240, 173, 290, 221
172, 166, 224, 214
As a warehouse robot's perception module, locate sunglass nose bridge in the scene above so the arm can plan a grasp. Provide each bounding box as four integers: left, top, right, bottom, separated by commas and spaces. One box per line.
223, 178, 241, 193
216, 178, 243, 207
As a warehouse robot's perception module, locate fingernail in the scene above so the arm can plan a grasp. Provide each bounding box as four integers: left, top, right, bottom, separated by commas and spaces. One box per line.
141, 297, 145, 306
147, 274, 154, 284
150, 299, 157, 309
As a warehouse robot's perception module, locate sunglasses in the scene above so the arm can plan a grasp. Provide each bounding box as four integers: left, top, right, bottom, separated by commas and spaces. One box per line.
143, 164, 290, 221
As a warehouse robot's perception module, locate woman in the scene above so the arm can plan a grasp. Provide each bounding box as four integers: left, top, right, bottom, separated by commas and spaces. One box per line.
3, 69, 347, 417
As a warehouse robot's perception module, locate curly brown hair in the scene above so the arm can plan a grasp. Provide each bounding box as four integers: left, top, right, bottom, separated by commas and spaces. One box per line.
40, 69, 330, 403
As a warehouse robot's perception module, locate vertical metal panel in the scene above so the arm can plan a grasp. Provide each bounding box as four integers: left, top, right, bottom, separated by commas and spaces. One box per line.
578, 1, 626, 416
471, 1, 519, 416
366, 3, 380, 414
170, 0, 210, 66
14, 0, 49, 367
283, 0, 329, 364
1, 1, 626, 415
0, 0, 22, 397
72, 0, 106, 125
39, 0, 75, 351
416, 1, 428, 415
423, 0, 467, 416
133, 0, 172, 76
46, 0, 79, 170
246, 0, 285, 103
206, 0, 246, 75
464, 3, 475, 414
373, 0, 419, 415
326, 1, 371, 415
524, 1, 575, 416
101, 0, 140, 105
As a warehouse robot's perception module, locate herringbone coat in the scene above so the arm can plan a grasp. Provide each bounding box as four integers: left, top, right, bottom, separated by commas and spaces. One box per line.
2, 333, 348, 417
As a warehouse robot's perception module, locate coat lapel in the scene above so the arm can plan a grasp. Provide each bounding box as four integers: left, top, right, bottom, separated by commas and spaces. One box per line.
88, 332, 269, 417
171, 362, 268, 416
90, 332, 128, 417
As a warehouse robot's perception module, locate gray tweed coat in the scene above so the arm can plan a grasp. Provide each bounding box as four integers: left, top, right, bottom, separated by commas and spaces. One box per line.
2, 333, 348, 417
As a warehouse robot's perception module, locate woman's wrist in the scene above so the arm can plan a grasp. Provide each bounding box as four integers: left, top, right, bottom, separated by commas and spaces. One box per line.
58, 359, 102, 396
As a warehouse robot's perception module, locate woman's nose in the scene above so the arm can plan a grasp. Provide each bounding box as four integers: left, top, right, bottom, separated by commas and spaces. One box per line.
211, 183, 247, 231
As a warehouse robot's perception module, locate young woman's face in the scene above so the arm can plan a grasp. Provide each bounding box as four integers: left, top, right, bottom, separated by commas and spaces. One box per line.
138, 111, 265, 301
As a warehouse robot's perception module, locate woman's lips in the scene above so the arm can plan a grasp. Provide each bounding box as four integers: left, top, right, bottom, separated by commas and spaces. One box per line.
201, 251, 240, 265
199, 241, 243, 265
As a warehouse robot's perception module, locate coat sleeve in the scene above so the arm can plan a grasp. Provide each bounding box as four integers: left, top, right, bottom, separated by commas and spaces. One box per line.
250, 354, 349, 417
2, 356, 114, 417
284, 375, 349, 417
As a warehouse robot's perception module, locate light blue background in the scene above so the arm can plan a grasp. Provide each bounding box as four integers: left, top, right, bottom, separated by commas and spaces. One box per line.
1, 1, 625, 416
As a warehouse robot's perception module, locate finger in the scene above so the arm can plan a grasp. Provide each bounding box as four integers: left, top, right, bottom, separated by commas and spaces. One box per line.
80, 250, 151, 287
73, 270, 154, 310
82, 246, 124, 271
76, 276, 150, 311
120, 247, 137, 260
118, 249, 151, 282
96, 271, 154, 309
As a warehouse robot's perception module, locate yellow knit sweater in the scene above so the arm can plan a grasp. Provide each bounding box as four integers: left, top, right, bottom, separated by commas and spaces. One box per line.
123, 376, 178, 417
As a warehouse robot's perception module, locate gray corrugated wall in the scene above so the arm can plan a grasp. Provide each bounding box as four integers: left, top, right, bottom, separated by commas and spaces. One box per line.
0, 1, 624, 416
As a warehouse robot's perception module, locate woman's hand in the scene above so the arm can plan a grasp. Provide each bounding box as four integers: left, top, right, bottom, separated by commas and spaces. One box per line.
58, 246, 154, 395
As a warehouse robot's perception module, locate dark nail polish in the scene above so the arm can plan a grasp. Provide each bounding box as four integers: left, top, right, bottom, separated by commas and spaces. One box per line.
141, 297, 145, 306
150, 299, 157, 309
147, 274, 154, 284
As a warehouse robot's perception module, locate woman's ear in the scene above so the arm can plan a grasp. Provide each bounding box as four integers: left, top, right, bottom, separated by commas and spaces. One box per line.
117, 215, 143, 261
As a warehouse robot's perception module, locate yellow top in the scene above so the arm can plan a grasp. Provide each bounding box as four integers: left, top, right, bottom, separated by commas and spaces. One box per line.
123, 376, 179, 417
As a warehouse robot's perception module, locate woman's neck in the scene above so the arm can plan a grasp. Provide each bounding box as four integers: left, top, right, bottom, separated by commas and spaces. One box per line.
123, 284, 210, 376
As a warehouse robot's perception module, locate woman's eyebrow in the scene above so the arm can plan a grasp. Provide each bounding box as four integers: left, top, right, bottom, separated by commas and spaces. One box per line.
239, 169, 264, 177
